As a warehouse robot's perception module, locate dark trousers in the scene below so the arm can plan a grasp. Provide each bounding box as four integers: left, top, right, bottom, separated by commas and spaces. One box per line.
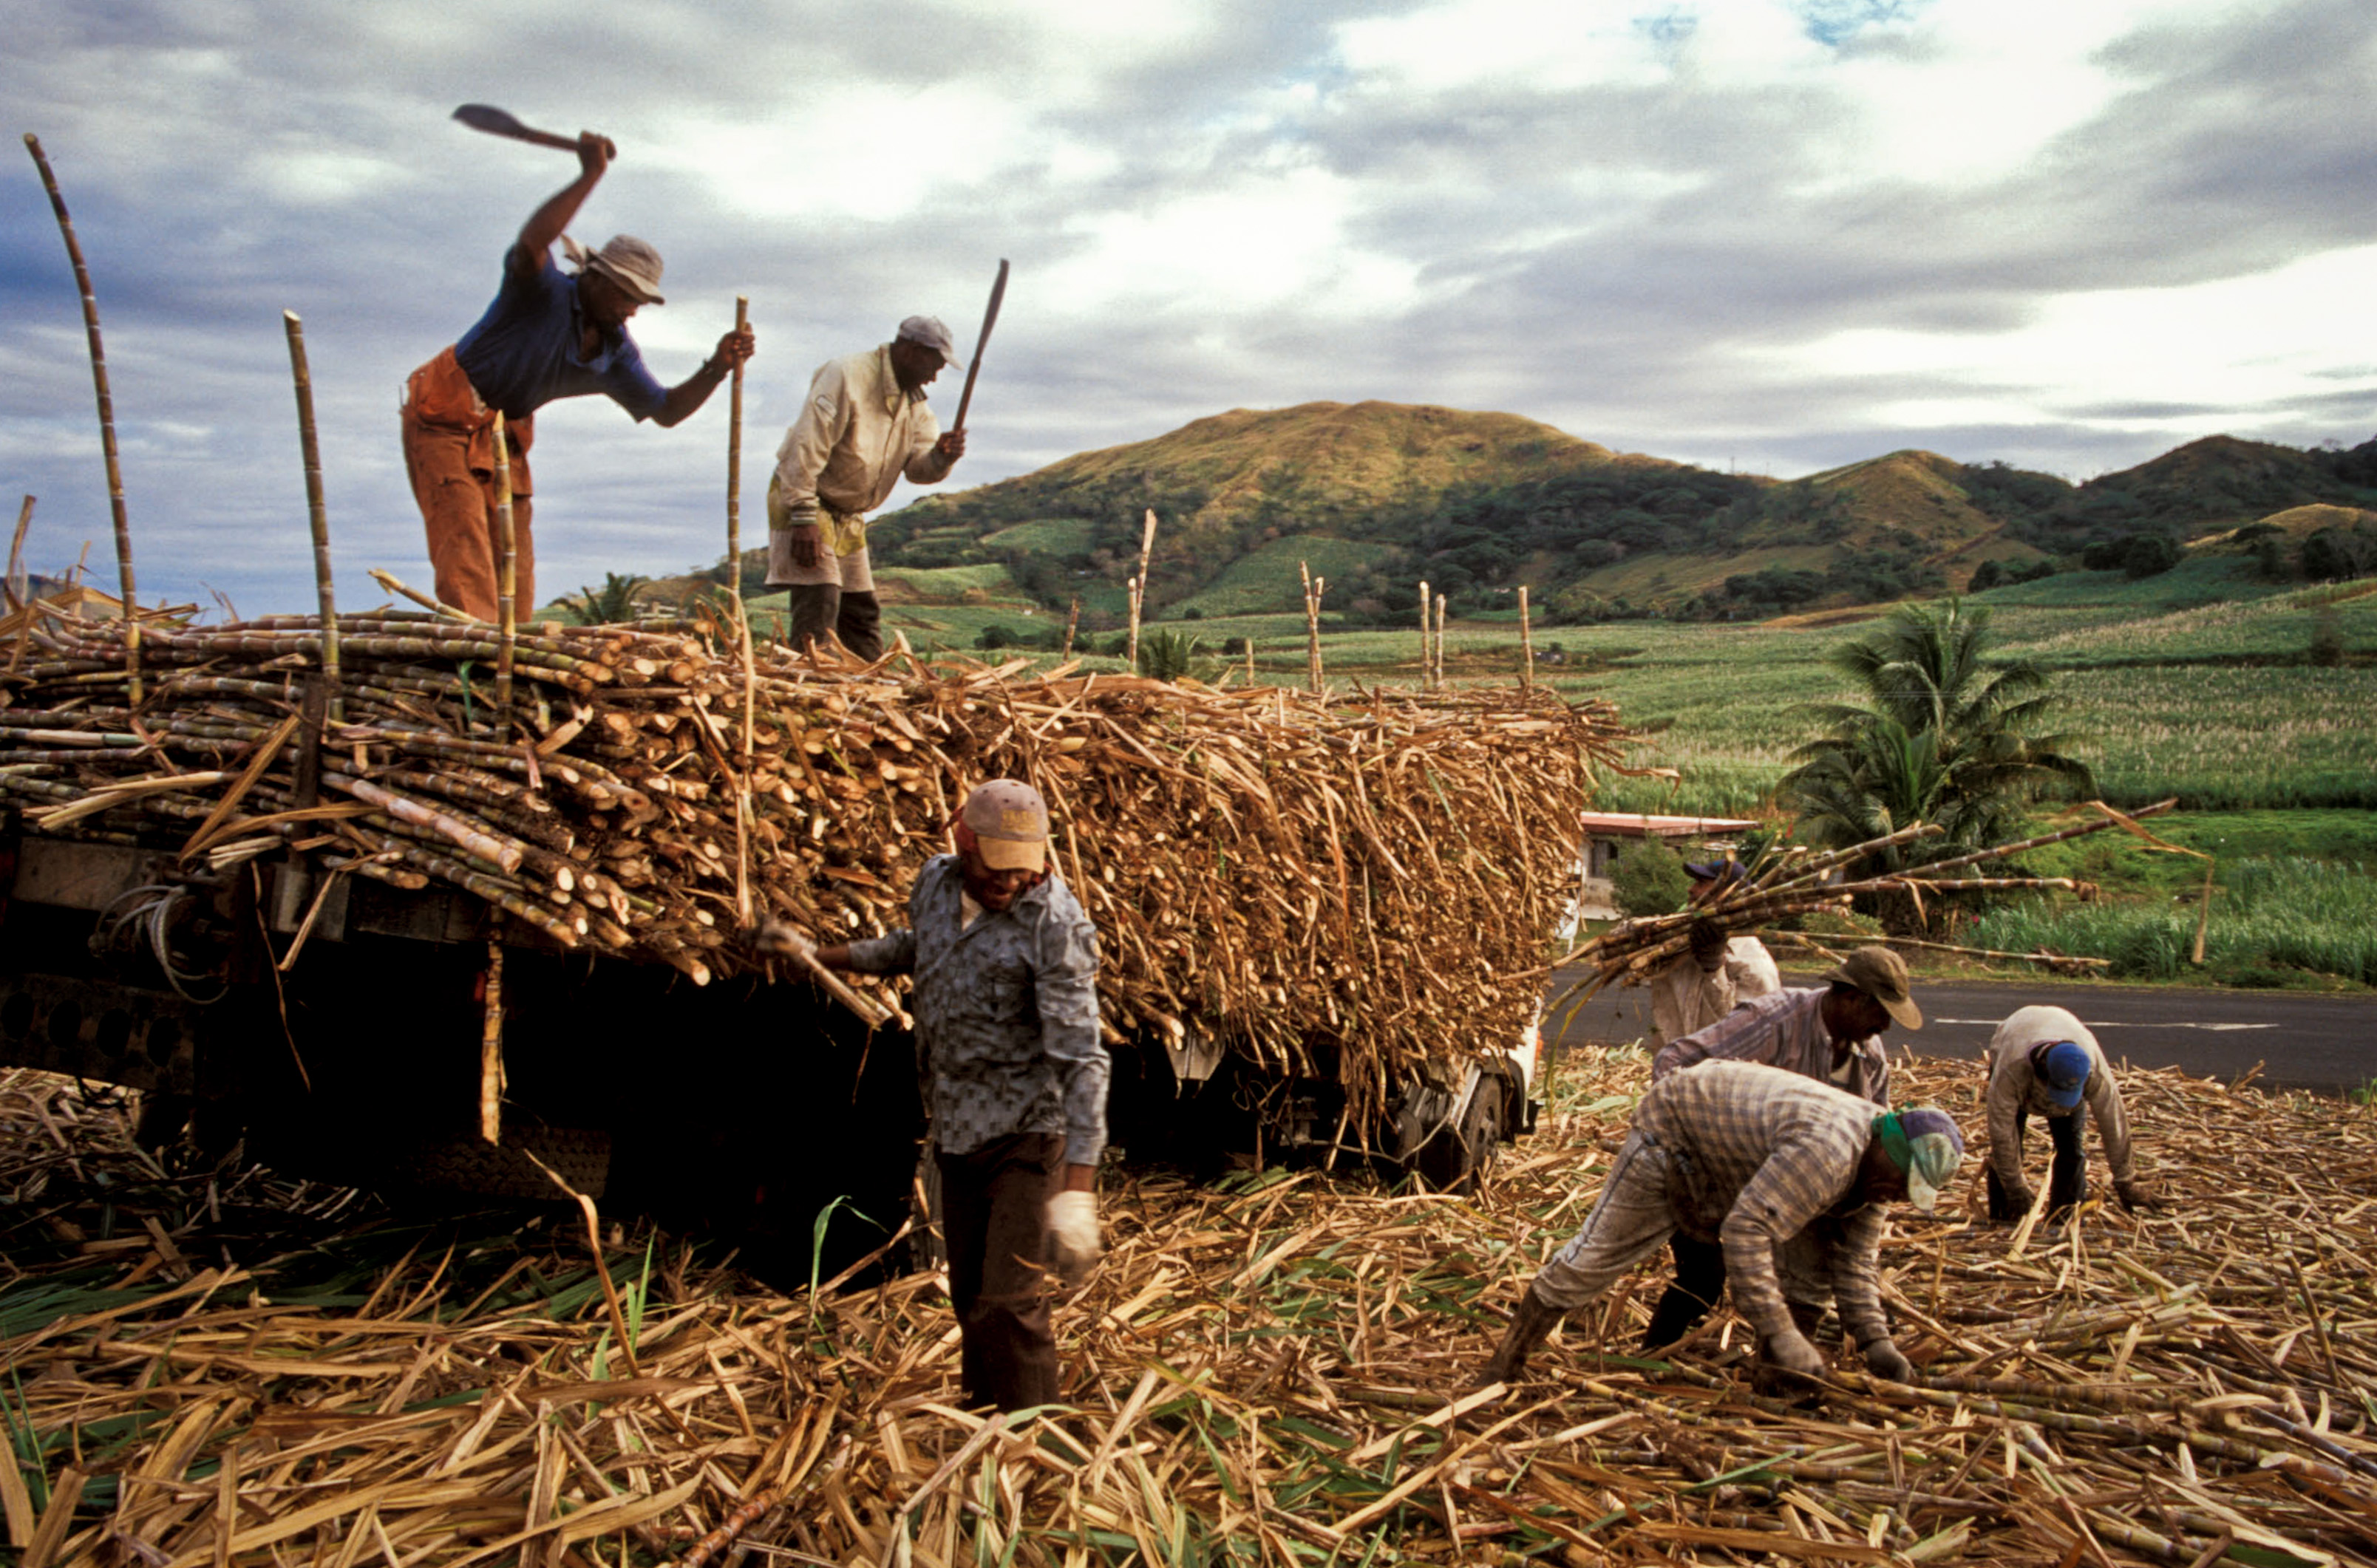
939, 1131, 1059, 1411
782, 584, 882, 661
1641, 1233, 1729, 1350
1986, 1105, 2088, 1221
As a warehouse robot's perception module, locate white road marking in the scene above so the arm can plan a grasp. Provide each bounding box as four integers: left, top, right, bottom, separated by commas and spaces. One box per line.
1935, 1018, 2276, 1032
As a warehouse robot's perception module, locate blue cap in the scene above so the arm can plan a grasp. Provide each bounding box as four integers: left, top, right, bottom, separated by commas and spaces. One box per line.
2036, 1041, 2092, 1108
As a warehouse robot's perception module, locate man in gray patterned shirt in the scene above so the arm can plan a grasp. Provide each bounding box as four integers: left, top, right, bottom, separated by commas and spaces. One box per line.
767, 780, 1109, 1411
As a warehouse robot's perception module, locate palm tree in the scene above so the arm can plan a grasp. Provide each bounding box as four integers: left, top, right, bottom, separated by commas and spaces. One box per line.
1780, 599, 2092, 871
565, 572, 648, 625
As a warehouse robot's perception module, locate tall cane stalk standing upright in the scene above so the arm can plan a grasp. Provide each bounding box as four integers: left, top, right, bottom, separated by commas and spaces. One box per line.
282, 311, 342, 721
1126, 508, 1157, 671
1301, 561, 1327, 695
725, 296, 756, 924
24, 135, 140, 702
492, 412, 517, 730
1517, 584, 1534, 690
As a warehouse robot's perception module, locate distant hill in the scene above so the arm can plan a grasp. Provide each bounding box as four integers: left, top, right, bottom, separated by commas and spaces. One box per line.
698, 409, 2377, 626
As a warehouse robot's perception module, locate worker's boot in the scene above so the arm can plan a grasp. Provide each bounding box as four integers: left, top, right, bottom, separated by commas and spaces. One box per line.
1473, 1286, 1566, 1387
1639, 1285, 1715, 1353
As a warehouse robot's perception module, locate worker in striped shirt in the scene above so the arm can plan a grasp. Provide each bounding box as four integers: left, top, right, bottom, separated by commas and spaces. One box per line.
1636, 944, 1914, 1351
1475, 1060, 1962, 1388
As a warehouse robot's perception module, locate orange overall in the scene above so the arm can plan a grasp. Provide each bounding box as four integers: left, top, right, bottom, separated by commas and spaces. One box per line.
401, 347, 537, 621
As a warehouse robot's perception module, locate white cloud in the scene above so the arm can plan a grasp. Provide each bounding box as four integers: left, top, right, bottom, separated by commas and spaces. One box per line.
1769, 241, 2377, 433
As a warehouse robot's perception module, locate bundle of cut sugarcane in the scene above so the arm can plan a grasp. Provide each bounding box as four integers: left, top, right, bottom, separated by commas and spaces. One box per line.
0, 609, 1636, 1116
1551, 799, 2182, 1012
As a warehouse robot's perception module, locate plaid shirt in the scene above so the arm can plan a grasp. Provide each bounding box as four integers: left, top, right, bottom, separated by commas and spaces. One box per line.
1985, 1006, 2134, 1186
1635, 1060, 1894, 1347
846, 856, 1109, 1166
1654, 985, 1891, 1107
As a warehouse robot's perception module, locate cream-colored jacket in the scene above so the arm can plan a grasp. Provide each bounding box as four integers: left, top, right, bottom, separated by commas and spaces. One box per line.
1984, 1005, 2135, 1187
766, 345, 954, 584
1649, 935, 1782, 1047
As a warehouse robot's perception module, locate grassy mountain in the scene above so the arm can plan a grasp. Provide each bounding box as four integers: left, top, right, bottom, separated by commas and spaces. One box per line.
684, 408, 2377, 626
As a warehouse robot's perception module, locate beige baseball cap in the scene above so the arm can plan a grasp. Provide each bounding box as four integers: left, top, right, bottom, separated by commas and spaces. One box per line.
961, 780, 1049, 871
897, 314, 963, 368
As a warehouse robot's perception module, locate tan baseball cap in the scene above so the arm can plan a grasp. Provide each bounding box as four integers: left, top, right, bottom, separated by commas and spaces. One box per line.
1823, 944, 1922, 1030
960, 780, 1049, 871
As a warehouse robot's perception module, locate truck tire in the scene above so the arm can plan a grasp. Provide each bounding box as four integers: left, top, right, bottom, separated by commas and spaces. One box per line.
1412, 1074, 1505, 1192
283, 1127, 614, 1202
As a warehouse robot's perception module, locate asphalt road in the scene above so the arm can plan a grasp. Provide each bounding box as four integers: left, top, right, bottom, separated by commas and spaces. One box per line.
1542, 969, 2377, 1096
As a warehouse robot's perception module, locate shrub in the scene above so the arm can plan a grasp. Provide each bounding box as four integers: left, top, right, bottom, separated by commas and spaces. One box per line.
976, 624, 1016, 650
2121, 534, 2183, 579
2309, 604, 2344, 667
1609, 838, 1691, 917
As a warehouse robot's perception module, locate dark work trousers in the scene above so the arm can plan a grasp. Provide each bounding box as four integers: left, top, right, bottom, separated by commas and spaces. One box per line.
782, 584, 883, 662
939, 1131, 1060, 1411
1985, 1104, 2089, 1221
1640, 1233, 1729, 1351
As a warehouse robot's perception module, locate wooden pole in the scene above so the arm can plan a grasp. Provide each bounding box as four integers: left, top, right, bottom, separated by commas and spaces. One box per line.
1517, 584, 1534, 690
24, 135, 140, 703
726, 295, 749, 609
1126, 508, 1157, 670
492, 412, 517, 729
282, 312, 342, 723
1301, 561, 1326, 695
6, 496, 31, 610
1061, 595, 1079, 660
1415, 579, 1429, 686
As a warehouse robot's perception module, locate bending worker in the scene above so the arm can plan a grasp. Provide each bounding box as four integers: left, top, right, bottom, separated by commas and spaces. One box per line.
767, 318, 970, 660
403, 132, 755, 621
760, 781, 1106, 1411
1984, 1004, 2155, 1221
1636, 944, 1914, 1351
1475, 1060, 1962, 1388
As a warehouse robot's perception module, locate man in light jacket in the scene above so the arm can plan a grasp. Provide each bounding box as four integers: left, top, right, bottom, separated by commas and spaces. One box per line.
1983, 1004, 2155, 1221
766, 318, 968, 660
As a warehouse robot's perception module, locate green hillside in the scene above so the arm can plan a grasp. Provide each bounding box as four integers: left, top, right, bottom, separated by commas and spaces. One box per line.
666, 411, 2377, 628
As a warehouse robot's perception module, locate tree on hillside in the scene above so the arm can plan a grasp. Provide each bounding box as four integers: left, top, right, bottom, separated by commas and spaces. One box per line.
1780, 599, 2093, 879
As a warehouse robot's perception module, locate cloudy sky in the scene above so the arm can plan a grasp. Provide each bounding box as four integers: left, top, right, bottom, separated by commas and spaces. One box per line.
4, 0, 2374, 614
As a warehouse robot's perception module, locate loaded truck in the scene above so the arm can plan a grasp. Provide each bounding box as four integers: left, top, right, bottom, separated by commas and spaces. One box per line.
0, 808, 1540, 1272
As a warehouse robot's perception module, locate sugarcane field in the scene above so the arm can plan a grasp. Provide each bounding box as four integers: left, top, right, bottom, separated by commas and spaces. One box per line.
7, 59, 2377, 1568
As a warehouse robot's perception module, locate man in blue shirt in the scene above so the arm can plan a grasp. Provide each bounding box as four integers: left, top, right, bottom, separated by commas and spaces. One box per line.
762, 780, 1108, 1411
401, 132, 755, 621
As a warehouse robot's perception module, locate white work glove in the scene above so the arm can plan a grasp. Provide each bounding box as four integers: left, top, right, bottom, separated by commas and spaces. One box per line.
1863, 1337, 1914, 1382
1761, 1328, 1828, 1383
1047, 1190, 1101, 1286
752, 921, 817, 964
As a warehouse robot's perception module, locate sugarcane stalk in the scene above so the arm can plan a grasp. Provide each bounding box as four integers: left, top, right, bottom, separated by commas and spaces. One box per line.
366, 567, 483, 621
1126, 508, 1157, 672
1302, 562, 1325, 695
5, 494, 30, 612
1518, 584, 1534, 690
24, 135, 141, 705
479, 942, 505, 1143
492, 410, 517, 729
282, 311, 342, 721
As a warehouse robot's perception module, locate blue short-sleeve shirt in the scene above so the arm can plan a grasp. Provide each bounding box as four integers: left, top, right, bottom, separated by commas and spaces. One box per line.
453, 250, 668, 423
